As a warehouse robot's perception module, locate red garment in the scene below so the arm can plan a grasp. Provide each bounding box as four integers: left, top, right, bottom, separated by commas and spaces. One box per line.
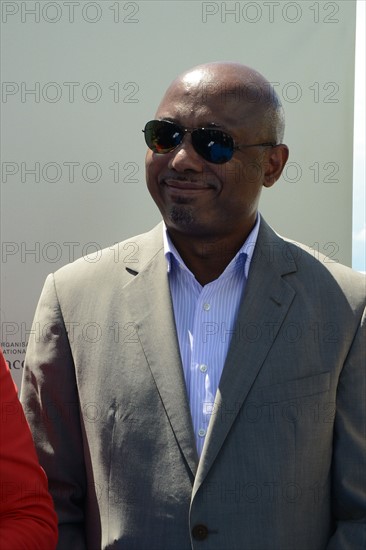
0, 349, 58, 549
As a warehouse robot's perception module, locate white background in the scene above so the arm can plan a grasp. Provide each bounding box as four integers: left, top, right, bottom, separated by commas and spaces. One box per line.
0, 0, 360, 387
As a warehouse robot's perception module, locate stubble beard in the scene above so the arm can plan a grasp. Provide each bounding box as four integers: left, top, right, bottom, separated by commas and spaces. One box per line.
168, 203, 195, 228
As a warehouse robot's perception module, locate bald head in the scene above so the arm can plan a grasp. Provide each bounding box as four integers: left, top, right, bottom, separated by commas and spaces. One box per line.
158, 62, 285, 143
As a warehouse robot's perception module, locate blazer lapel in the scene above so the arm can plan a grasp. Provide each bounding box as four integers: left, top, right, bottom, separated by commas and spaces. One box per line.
193, 220, 297, 494
123, 235, 198, 476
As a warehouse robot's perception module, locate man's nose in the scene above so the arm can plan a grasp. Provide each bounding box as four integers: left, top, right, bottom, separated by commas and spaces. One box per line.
168, 135, 204, 172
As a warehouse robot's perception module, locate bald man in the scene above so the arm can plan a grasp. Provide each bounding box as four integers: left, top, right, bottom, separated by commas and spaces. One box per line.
21, 63, 365, 550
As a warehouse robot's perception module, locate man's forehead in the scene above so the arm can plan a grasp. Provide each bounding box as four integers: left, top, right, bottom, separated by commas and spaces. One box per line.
158, 72, 274, 114
155, 84, 262, 128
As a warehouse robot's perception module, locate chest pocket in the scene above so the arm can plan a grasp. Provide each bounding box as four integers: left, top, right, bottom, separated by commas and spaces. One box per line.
253, 371, 331, 404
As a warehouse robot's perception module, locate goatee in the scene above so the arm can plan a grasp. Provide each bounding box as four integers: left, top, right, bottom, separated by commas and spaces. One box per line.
169, 205, 194, 227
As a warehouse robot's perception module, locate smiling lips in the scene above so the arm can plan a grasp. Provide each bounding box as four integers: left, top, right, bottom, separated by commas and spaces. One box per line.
163, 178, 215, 191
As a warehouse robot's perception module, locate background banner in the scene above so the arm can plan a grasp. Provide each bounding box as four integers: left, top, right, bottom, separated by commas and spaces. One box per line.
0, 0, 357, 387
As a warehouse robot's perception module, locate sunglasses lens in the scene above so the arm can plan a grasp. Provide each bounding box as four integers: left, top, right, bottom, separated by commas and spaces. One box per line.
193, 129, 234, 164
143, 121, 235, 163
144, 120, 182, 153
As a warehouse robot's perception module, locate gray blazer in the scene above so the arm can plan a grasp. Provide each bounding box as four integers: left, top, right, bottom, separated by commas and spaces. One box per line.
21, 219, 366, 550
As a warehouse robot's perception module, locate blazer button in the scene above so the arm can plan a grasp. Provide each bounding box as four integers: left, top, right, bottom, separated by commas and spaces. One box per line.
192, 524, 209, 541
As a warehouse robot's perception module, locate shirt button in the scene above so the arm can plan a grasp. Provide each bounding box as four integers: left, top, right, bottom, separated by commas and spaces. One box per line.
203, 303, 211, 311
199, 364, 208, 373
192, 524, 209, 541
198, 428, 206, 437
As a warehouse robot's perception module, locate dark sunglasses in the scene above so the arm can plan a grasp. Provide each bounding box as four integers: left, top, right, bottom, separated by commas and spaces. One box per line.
143, 119, 275, 164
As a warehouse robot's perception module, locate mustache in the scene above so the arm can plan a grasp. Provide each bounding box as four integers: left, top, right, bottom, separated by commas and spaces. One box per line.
159, 173, 218, 188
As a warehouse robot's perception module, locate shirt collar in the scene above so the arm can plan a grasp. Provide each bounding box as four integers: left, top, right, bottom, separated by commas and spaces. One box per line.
163, 213, 261, 280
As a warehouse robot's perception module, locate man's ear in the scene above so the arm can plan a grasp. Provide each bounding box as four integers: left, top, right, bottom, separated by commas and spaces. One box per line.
263, 144, 289, 188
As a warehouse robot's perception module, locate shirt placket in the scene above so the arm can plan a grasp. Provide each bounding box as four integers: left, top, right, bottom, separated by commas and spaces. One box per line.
190, 283, 218, 455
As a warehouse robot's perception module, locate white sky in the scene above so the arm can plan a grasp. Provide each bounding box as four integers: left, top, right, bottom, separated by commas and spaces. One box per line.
352, 0, 366, 272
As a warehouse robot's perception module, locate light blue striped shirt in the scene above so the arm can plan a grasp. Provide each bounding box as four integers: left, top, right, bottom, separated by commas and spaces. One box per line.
164, 215, 260, 456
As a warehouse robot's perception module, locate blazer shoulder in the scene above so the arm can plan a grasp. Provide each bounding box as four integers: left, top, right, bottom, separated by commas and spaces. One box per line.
53, 222, 164, 287
284, 236, 365, 311
285, 236, 364, 281
258, 219, 365, 310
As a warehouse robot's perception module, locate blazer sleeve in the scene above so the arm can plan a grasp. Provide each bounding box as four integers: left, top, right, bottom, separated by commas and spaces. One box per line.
0, 347, 58, 550
20, 274, 87, 550
326, 306, 366, 549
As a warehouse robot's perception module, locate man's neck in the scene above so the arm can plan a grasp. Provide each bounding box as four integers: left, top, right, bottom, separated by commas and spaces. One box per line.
166, 226, 255, 286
